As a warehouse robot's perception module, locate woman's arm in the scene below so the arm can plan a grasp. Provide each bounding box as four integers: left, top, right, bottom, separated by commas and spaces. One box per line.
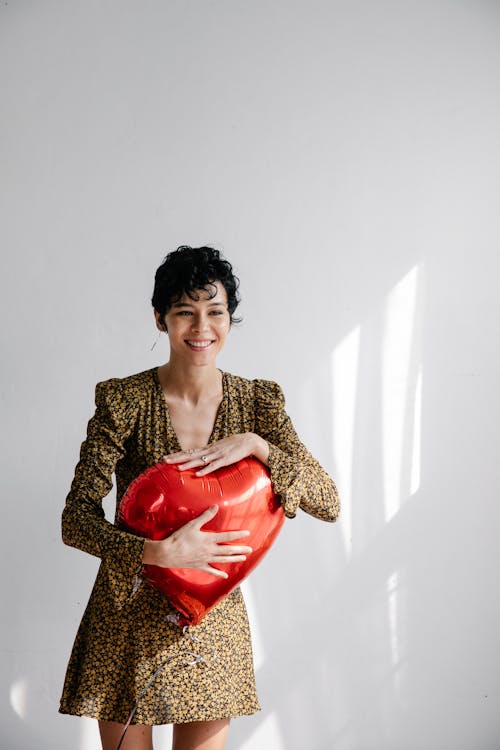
62, 380, 142, 560
253, 379, 340, 522
62, 381, 252, 599
163, 379, 340, 523
61, 380, 147, 606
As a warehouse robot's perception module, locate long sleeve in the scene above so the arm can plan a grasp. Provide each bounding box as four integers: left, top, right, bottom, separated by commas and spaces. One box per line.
253, 379, 340, 522
61, 379, 146, 608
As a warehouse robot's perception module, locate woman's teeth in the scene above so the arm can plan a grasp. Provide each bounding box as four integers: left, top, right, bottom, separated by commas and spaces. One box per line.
186, 340, 213, 349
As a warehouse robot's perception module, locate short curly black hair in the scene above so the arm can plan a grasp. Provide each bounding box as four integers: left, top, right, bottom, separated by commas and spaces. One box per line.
151, 245, 242, 326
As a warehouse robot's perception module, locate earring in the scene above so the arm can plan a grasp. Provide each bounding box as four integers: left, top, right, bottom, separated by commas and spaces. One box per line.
150, 331, 161, 351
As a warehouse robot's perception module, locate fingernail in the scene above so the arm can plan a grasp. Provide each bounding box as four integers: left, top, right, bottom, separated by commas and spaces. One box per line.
210, 505, 218, 511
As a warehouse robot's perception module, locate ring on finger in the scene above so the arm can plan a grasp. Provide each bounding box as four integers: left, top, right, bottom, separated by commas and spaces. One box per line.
201, 455, 209, 463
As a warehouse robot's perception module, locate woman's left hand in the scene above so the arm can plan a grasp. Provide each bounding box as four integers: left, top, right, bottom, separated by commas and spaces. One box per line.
163, 433, 269, 475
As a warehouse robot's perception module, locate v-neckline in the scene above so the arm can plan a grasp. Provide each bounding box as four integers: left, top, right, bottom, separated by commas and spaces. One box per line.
152, 366, 227, 453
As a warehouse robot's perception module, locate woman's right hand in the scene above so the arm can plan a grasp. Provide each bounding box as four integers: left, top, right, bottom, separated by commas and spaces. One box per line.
141, 505, 252, 579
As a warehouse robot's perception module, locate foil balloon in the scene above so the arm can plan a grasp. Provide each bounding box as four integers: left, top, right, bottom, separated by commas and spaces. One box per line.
117, 457, 285, 626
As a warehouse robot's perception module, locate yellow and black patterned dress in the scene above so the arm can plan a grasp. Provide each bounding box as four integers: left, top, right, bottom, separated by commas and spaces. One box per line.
59, 367, 340, 725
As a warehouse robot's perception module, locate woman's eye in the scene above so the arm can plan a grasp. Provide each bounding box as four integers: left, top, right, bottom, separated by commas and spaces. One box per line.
175, 309, 225, 317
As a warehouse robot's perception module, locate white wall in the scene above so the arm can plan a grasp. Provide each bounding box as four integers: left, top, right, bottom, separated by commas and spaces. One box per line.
1, 1, 499, 748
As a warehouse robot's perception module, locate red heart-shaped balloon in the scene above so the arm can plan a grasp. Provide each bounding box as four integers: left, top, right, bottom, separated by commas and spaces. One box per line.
117, 457, 285, 625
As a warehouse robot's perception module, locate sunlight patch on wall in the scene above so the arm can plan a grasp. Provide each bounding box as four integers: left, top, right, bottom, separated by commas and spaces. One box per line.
386, 568, 407, 705
387, 571, 401, 670
241, 580, 266, 671
9, 677, 28, 720
382, 265, 421, 522
331, 325, 360, 559
410, 363, 423, 496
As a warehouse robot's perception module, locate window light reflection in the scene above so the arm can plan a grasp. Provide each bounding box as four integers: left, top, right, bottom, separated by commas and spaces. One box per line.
331, 325, 360, 560
382, 265, 421, 523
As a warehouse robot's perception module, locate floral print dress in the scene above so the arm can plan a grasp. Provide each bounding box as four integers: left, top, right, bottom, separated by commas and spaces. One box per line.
59, 366, 340, 725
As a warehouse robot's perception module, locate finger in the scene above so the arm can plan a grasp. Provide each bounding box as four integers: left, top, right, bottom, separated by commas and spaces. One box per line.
163, 451, 191, 462
191, 504, 219, 528
179, 453, 220, 471
210, 554, 248, 563
195, 458, 226, 476
165, 456, 202, 467
182, 504, 218, 530
177, 459, 206, 470
212, 530, 251, 543
213, 545, 253, 555
163, 449, 205, 463
201, 565, 228, 580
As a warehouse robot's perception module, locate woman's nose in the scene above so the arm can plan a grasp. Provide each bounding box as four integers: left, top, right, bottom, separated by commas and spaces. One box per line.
191, 314, 209, 332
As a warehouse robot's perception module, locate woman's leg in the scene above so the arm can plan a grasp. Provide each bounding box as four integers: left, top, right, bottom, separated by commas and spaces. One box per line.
98, 720, 153, 750
172, 719, 230, 750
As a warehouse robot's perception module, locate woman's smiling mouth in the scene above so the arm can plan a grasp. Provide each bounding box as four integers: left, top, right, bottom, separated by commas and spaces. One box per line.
185, 340, 215, 350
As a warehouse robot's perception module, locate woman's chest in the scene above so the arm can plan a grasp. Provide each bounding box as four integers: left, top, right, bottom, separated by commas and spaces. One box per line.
121, 378, 255, 469
165, 397, 223, 451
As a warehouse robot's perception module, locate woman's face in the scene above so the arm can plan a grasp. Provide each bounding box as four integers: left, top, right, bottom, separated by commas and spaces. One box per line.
155, 281, 231, 366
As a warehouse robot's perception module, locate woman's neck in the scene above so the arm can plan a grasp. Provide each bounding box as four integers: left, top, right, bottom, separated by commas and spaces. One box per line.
158, 361, 222, 406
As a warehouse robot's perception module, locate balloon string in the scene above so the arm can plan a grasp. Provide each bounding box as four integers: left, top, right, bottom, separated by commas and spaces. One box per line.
114, 622, 217, 750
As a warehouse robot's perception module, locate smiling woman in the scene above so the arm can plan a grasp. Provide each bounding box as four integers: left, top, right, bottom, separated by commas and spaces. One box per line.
157, 283, 231, 366
59, 245, 340, 750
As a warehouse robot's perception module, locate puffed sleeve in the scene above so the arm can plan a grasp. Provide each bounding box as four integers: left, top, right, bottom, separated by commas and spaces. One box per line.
61, 379, 146, 608
253, 379, 340, 522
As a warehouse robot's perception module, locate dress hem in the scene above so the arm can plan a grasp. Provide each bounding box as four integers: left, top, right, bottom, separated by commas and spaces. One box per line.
58, 704, 262, 726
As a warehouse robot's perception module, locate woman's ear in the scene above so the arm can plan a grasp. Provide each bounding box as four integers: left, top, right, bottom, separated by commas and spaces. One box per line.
154, 310, 168, 333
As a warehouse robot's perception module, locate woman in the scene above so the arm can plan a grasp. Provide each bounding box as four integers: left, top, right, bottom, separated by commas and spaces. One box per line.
59, 245, 340, 750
